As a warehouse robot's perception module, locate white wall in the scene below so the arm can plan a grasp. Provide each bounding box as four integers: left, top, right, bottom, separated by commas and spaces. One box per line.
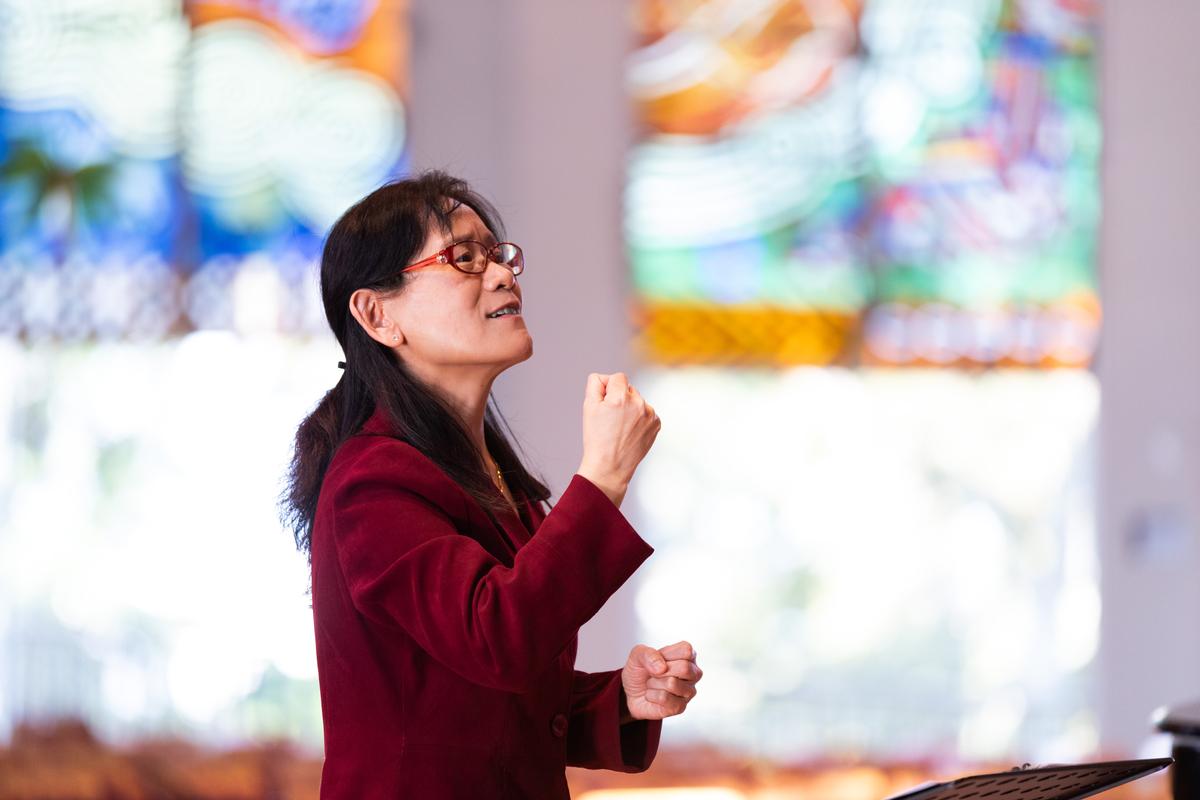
1097, 0, 1200, 754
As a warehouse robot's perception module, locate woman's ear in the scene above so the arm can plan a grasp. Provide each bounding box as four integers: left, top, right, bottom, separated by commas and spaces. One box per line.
349, 288, 405, 346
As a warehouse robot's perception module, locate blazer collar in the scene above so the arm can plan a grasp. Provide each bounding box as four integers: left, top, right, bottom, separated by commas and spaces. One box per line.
355, 404, 540, 546
359, 403, 395, 437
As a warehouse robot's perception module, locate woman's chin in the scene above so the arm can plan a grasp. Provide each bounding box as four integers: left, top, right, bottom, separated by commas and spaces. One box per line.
514, 337, 533, 362
489, 333, 533, 369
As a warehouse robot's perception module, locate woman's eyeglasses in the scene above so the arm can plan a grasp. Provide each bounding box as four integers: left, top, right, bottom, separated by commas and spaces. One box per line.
400, 240, 524, 276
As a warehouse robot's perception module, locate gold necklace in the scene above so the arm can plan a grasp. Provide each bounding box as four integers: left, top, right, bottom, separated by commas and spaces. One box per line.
487, 457, 509, 496
489, 460, 519, 517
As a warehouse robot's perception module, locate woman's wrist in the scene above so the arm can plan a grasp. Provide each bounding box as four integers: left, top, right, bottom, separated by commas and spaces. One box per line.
574, 468, 627, 509
618, 685, 635, 724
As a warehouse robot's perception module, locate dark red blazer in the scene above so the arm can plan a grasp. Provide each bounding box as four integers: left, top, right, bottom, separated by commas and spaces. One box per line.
310, 405, 662, 798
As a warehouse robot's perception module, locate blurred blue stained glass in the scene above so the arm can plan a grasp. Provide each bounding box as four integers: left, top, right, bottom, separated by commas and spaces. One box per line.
0, 0, 409, 340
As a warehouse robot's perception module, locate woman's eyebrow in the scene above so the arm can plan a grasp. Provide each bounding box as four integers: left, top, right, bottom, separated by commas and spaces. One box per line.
448, 230, 498, 246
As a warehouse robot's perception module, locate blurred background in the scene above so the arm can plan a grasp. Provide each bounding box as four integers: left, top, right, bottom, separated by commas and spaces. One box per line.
0, 0, 1196, 797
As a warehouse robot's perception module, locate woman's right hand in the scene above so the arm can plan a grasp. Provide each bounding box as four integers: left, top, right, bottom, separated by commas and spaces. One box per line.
576, 372, 661, 509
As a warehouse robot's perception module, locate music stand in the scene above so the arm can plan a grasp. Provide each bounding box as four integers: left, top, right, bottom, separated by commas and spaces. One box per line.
884, 757, 1173, 800
1154, 699, 1200, 799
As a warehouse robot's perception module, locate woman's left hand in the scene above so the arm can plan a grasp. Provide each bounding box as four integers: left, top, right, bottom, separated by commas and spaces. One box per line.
621, 640, 702, 721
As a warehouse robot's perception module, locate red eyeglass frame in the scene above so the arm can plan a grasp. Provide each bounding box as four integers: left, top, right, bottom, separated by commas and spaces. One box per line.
399, 240, 524, 275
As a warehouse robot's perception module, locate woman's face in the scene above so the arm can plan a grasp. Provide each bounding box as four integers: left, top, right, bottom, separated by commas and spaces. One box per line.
378, 204, 532, 376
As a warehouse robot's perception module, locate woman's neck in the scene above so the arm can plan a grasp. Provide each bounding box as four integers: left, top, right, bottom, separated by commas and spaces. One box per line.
409, 361, 495, 460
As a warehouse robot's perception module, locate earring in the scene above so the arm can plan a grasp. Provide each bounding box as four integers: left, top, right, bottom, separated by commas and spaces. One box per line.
392, 334, 398, 341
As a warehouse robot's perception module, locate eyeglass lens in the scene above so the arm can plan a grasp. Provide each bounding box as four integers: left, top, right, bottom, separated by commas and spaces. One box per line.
449, 241, 523, 273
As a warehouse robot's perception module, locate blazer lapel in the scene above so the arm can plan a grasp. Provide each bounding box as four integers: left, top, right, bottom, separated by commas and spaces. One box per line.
354, 405, 533, 557
525, 495, 546, 532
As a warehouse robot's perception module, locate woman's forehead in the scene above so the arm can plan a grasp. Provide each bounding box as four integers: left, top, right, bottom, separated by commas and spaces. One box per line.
443, 206, 495, 243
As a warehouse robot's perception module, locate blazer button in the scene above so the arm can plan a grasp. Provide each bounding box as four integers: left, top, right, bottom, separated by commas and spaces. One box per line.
550, 712, 568, 738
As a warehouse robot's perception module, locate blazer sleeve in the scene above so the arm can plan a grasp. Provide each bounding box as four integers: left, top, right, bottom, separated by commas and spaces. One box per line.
329, 441, 655, 694
566, 668, 662, 772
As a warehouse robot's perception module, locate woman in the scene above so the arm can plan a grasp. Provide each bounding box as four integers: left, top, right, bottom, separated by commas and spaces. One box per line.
281, 170, 702, 798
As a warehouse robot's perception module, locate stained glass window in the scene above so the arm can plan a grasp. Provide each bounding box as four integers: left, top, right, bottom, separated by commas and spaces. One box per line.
625, 0, 1099, 368
0, 0, 408, 745
624, 0, 1102, 763
0, 0, 408, 341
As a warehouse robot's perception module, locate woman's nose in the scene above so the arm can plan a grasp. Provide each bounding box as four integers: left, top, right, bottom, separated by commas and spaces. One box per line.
483, 259, 516, 289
